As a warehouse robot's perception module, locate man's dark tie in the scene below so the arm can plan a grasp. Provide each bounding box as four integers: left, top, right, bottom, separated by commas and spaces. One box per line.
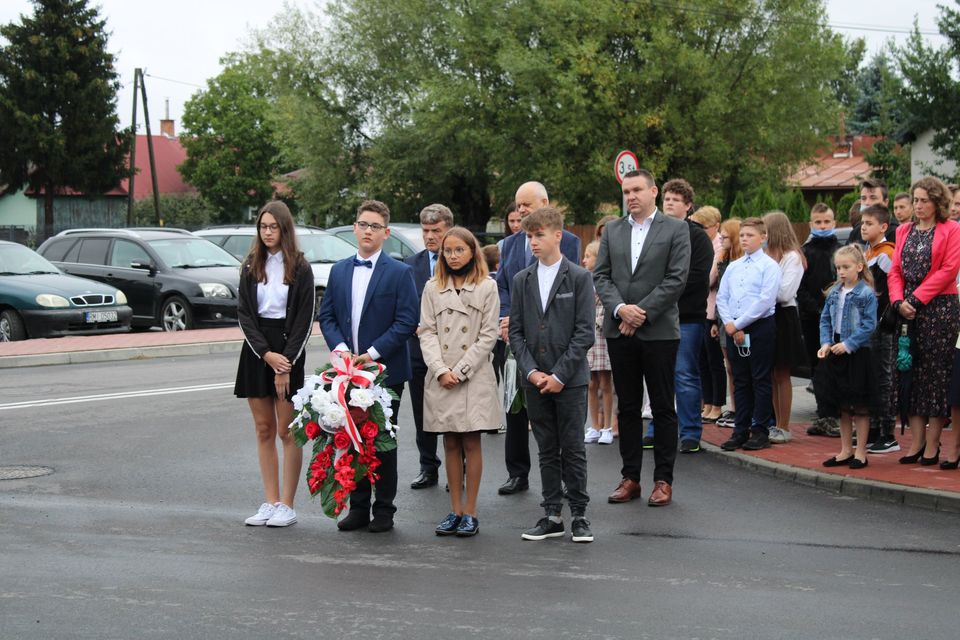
353, 258, 373, 268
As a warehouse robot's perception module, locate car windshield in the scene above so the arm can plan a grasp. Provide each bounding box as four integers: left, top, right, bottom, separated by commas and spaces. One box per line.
298, 233, 356, 263
0, 243, 60, 275
147, 238, 241, 269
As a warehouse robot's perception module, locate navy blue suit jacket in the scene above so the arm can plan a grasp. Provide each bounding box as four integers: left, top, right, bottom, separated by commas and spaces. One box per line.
318, 252, 419, 386
404, 249, 434, 367
496, 229, 581, 317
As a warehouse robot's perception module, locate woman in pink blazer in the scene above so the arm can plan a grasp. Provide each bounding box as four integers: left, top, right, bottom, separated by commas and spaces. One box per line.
888, 176, 960, 466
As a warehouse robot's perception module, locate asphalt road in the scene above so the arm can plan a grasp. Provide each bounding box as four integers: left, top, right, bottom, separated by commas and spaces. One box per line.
1, 351, 958, 639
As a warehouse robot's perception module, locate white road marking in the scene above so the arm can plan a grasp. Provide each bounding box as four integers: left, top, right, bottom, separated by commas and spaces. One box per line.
0, 382, 234, 410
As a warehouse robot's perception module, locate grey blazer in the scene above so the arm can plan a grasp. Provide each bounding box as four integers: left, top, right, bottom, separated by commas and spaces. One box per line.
593, 211, 691, 341
508, 257, 596, 388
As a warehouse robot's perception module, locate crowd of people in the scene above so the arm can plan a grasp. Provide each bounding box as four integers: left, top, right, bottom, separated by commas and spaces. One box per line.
232, 170, 960, 544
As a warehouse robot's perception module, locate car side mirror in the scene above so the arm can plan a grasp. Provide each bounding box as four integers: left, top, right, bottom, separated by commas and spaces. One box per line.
131, 261, 156, 274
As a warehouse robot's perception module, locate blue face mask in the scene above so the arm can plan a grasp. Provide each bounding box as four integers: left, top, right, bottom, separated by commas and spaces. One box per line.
810, 228, 836, 238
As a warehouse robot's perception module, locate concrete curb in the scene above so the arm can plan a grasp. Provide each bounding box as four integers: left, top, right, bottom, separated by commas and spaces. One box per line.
702, 441, 960, 514
0, 335, 328, 369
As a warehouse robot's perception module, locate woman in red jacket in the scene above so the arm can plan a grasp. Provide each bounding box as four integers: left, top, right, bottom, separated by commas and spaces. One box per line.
889, 177, 960, 466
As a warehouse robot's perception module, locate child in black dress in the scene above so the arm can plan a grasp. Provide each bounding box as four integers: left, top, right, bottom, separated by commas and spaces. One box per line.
817, 245, 878, 469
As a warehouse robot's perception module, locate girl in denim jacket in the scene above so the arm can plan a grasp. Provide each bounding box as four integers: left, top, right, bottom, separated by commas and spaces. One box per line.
816, 245, 878, 469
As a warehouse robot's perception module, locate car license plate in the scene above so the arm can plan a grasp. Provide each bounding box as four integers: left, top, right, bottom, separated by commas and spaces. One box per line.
85, 311, 118, 323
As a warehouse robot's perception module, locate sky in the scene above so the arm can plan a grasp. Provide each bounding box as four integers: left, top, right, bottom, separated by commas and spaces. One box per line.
0, 0, 953, 133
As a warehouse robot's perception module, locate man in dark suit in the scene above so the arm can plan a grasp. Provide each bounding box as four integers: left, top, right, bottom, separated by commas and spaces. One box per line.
593, 170, 690, 508
318, 199, 418, 533
495, 181, 581, 496
404, 203, 454, 489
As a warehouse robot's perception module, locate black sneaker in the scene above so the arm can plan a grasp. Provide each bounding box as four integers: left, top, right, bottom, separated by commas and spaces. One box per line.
642, 436, 655, 449
721, 433, 748, 451
868, 436, 901, 454
571, 517, 594, 543
806, 418, 828, 436
742, 430, 770, 450
521, 517, 564, 541
679, 439, 701, 454
716, 411, 735, 427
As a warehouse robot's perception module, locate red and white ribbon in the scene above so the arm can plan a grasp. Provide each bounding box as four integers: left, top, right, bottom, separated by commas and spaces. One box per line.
320, 350, 384, 451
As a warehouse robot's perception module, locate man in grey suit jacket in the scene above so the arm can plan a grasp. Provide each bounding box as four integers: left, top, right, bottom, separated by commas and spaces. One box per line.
509, 207, 596, 542
593, 169, 690, 508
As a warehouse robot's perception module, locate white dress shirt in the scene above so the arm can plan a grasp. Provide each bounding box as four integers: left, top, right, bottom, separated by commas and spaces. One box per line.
334, 250, 382, 360
537, 256, 562, 313
716, 248, 781, 331
776, 250, 803, 308
256, 251, 288, 319
613, 210, 657, 320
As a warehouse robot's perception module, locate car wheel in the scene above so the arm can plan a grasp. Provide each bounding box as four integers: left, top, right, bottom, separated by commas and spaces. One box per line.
0, 309, 27, 342
160, 295, 193, 332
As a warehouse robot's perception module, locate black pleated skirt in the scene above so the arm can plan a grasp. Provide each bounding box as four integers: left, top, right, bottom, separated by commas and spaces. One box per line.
814, 346, 877, 415
234, 317, 305, 401
774, 304, 808, 371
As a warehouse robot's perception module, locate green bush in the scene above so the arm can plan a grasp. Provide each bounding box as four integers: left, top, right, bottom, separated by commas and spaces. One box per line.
132, 194, 220, 230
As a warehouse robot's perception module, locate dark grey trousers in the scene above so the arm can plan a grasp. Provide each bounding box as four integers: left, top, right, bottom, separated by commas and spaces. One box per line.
524, 384, 589, 516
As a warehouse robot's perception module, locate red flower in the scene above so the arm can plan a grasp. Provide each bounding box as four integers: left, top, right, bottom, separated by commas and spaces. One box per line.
304, 421, 320, 439
349, 406, 369, 425
360, 421, 378, 441
333, 430, 351, 450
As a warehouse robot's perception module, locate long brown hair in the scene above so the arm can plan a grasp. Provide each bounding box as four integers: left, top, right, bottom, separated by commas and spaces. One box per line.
434, 227, 488, 288
719, 218, 743, 262
246, 201, 302, 284
762, 210, 807, 268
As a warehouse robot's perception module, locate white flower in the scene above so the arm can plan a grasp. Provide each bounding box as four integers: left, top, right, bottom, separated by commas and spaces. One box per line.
320, 403, 346, 428
310, 388, 332, 409
293, 395, 304, 411
349, 388, 375, 409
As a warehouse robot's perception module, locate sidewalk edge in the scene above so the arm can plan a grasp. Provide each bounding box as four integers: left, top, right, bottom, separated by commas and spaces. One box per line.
702, 442, 960, 514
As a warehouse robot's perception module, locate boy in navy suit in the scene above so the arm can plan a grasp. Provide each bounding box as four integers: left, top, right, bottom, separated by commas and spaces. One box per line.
318, 200, 418, 532
509, 207, 596, 543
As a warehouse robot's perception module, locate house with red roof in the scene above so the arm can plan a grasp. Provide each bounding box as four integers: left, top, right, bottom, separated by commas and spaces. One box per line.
787, 135, 878, 206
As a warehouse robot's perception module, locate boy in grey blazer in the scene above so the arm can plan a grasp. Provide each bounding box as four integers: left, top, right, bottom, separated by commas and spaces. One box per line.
508, 207, 596, 543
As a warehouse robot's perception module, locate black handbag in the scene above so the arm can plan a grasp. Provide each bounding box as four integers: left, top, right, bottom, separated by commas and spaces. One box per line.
879, 303, 898, 333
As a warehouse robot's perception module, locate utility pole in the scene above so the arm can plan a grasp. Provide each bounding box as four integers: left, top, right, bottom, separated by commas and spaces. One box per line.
126, 69, 140, 226
139, 70, 162, 226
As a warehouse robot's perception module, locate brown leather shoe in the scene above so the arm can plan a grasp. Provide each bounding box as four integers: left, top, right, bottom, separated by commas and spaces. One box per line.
607, 478, 642, 503
647, 480, 672, 507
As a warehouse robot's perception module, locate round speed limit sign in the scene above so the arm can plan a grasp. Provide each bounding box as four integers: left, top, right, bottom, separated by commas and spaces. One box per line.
614, 150, 639, 184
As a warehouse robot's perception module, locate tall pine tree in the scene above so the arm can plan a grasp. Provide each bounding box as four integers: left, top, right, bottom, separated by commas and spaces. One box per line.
0, 0, 130, 240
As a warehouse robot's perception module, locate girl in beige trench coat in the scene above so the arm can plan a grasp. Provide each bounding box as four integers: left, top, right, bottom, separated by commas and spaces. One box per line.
419, 227, 502, 537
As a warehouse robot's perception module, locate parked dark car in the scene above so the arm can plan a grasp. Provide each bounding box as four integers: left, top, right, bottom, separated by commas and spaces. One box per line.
37, 228, 241, 331
0, 240, 132, 341
195, 225, 356, 309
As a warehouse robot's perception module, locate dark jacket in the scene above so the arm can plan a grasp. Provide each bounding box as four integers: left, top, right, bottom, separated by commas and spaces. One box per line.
798, 234, 840, 319
238, 255, 315, 363
846, 219, 898, 246
677, 218, 714, 324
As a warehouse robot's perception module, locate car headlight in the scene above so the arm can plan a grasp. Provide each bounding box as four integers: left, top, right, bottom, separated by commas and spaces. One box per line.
199, 283, 233, 299
35, 294, 70, 308
115, 290, 128, 304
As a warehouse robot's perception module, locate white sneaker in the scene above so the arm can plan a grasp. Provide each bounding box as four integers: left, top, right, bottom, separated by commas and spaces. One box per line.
244, 502, 277, 526
768, 427, 792, 444
642, 408, 653, 420
584, 428, 601, 443
598, 428, 615, 445
266, 503, 297, 527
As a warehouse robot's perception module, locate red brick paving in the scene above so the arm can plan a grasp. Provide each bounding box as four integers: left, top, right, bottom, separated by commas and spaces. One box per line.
702, 422, 960, 494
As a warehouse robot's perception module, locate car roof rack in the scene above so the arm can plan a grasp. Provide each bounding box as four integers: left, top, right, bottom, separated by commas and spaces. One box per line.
127, 227, 194, 235
57, 228, 137, 236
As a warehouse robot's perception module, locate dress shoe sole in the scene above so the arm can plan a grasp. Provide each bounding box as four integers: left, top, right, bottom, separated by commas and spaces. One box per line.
498, 485, 529, 495
455, 528, 479, 537
647, 499, 671, 507
410, 481, 438, 489
607, 494, 641, 504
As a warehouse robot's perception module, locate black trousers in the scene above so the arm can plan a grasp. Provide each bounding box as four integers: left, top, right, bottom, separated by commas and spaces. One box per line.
728, 316, 776, 437
407, 362, 441, 474
700, 320, 726, 407
525, 384, 589, 515
349, 383, 403, 517
504, 348, 531, 480
608, 336, 679, 485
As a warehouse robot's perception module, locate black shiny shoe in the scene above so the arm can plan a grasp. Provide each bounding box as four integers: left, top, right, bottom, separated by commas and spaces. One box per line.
455, 514, 479, 537
848, 457, 869, 470
411, 471, 439, 490
823, 455, 854, 468
498, 477, 529, 495
899, 450, 924, 464
920, 448, 941, 466
939, 458, 960, 470
435, 512, 462, 536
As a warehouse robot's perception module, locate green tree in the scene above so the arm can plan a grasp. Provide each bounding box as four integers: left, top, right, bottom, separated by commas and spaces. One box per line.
897, 2, 960, 179
131, 193, 219, 229
0, 0, 130, 241
178, 55, 285, 222
253, 0, 848, 227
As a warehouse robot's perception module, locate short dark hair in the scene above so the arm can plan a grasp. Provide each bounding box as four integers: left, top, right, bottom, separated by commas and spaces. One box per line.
860, 178, 888, 201
662, 178, 695, 205
810, 202, 832, 216
481, 244, 499, 271
893, 191, 911, 203
521, 207, 565, 232
356, 199, 390, 224
949, 183, 960, 196
622, 169, 656, 188
860, 204, 890, 226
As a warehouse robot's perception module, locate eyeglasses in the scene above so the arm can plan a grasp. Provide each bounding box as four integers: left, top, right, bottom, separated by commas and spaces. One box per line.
356, 221, 386, 231
719, 235, 730, 240
442, 247, 469, 257
258, 223, 279, 232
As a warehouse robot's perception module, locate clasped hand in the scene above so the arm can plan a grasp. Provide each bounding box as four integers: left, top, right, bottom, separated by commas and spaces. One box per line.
618, 304, 646, 337
529, 371, 564, 394
265, 351, 291, 374
818, 342, 848, 358
899, 301, 917, 321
